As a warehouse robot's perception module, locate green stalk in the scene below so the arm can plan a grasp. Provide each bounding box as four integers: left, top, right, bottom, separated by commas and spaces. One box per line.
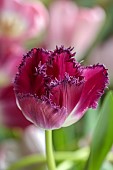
45, 130, 56, 170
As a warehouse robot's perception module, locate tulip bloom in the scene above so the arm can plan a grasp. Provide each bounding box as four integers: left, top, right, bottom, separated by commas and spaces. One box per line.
14, 46, 108, 129
0, 0, 48, 43
0, 44, 24, 86
45, 0, 105, 60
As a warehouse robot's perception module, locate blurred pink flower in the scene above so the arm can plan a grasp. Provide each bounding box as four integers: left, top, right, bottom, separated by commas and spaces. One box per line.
0, 85, 31, 129
88, 37, 113, 85
0, 126, 45, 169
0, 0, 49, 44
45, 0, 105, 60
23, 125, 45, 154
0, 43, 24, 86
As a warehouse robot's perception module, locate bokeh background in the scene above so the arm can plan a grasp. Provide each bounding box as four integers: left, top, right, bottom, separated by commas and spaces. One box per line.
0, 0, 113, 170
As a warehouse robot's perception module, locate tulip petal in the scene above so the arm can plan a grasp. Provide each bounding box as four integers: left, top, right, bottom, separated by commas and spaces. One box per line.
50, 81, 84, 114
16, 94, 68, 130
63, 64, 108, 127
46, 46, 82, 80
14, 48, 49, 96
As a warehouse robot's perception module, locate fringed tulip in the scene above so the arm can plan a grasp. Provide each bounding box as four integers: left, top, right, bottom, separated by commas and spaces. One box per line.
14, 46, 108, 129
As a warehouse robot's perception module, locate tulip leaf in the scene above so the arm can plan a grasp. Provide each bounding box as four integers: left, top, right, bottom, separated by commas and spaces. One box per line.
84, 106, 99, 136
85, 91, 113, 170
53, 125, 76, 151
57, 160, 74, 170
53, 128, 66, 151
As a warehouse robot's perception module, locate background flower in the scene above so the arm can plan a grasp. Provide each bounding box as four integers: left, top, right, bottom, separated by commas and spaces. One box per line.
0, 85, 31, 129
0, 0, 49, 44
0, 125, 45, 170
87, 37, 113, 86
0, 43, 24, 87
44, 0, 105, 60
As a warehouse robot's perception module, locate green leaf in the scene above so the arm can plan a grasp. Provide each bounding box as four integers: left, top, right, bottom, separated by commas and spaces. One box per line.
85, 91, 113, 170
53, 125, 77, 151
57, 161, 74, 170
83, 106, 99, 136
53, 128, 66, 151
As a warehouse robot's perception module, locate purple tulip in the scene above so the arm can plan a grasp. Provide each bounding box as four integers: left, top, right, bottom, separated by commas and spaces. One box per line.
14, 46, 109, 129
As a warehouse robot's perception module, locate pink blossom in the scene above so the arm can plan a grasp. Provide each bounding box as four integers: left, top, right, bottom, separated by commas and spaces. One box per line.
0, 85, 31, 128
0, 0, 49, 44
0, 126, 45, 169
0, 43, 24, 86
88, 37, 113, 85
45, 0, 105, 59
14, 46, 108, 129
23, 125, 45, 154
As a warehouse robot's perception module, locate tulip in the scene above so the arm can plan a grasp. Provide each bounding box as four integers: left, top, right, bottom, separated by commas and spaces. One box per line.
45, 0, 105, 60
0, 0, 49, 43
14, 46, 108, 130
0, 43, 24, 86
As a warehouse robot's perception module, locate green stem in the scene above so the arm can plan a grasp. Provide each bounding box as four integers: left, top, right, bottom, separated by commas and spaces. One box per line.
45, 130, 56, 170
